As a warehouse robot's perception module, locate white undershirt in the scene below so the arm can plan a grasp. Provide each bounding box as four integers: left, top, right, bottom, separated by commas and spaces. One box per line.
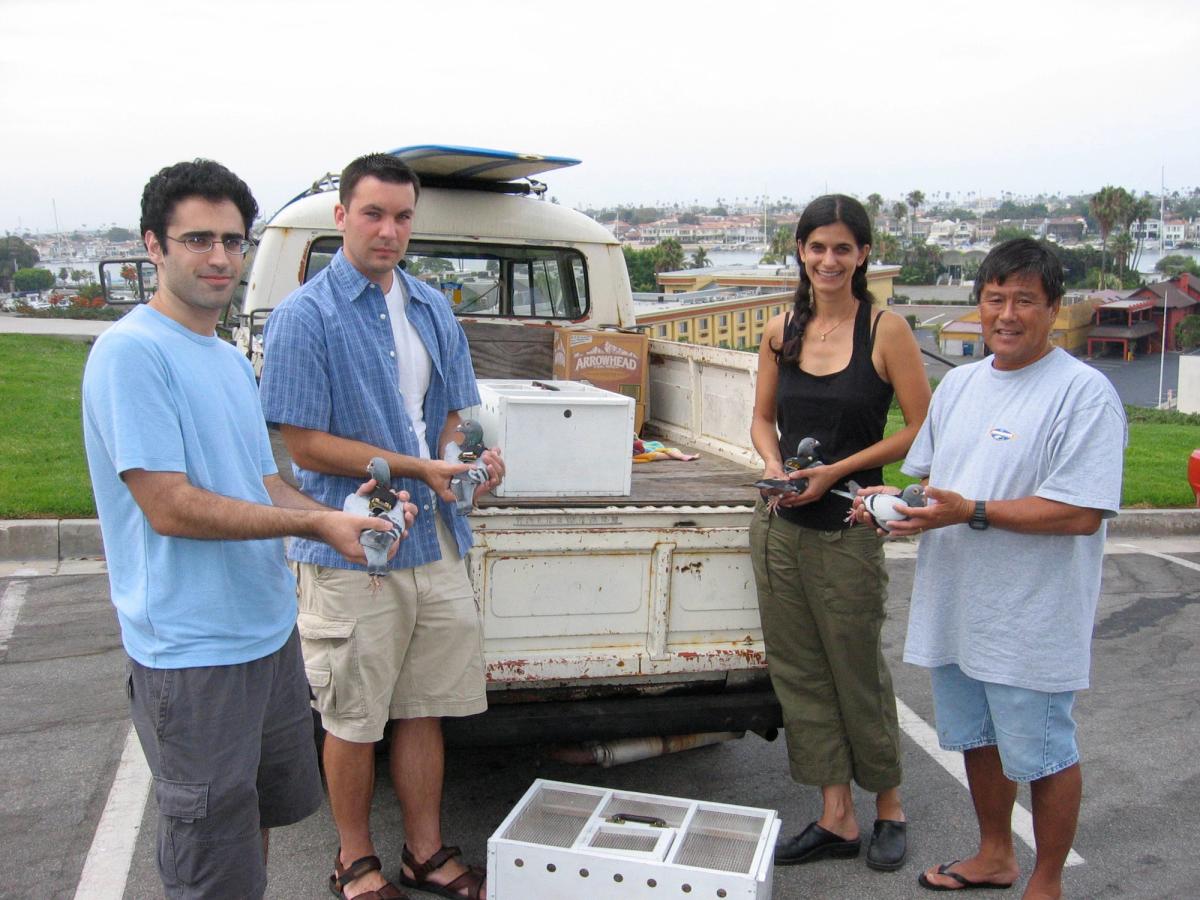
384, 276, 433, 459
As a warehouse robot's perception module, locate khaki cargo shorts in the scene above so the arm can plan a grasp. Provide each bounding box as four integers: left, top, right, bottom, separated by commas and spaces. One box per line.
294, 516, 487, 743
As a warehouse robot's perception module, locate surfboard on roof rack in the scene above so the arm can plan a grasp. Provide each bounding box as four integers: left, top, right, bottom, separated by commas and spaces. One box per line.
389, 145, 581, 183
283, 145, 581, 210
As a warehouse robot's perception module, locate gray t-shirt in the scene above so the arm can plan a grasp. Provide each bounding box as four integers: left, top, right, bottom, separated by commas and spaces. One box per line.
901, 348, 1126, 692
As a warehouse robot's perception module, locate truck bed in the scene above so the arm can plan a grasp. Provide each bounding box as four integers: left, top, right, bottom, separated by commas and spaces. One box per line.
477, 437, 758, 509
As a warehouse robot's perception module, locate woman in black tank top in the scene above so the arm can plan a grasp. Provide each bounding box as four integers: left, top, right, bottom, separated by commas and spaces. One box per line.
749, 195, 930, 872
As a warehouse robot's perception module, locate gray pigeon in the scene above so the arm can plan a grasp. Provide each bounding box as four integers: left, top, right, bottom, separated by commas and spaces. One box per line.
784, 436, 822, 472
445, 420, 490, 515
343, 456, 406, 579
455, 419, 486, 460
752, 436, 823, 493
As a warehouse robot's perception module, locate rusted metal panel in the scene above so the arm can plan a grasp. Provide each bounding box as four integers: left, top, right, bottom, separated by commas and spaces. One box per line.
483, 643, 769, 684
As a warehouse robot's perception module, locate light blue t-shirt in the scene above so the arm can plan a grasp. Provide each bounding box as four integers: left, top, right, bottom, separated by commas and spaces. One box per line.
901, 349, 1126, 692
82, 305, 297, 668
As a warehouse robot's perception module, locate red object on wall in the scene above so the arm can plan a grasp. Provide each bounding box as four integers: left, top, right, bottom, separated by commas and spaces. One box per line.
1189, 449, 1200, 507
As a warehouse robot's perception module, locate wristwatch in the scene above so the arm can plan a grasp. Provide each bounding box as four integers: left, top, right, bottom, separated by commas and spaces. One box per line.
968, 500, 989, 531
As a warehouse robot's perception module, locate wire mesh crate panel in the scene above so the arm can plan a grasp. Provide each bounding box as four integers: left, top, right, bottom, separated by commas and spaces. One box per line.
672, 809, 772, 874
599, 794, 691, 829
501, 784, 604, 848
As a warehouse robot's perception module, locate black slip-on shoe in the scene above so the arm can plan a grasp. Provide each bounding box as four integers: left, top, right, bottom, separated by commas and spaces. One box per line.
774, 821, 861, 866
865, 818, 908, 871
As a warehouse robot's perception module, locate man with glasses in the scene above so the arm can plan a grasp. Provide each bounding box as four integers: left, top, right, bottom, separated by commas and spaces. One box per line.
82, 159, 412, 899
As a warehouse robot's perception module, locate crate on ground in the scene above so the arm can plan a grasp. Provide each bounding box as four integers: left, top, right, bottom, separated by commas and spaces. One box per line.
469, 379, 634, 497
488, 779, 780, 899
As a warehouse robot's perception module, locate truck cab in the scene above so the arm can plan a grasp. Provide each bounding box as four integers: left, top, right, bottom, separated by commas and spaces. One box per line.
237, 147, 636, 381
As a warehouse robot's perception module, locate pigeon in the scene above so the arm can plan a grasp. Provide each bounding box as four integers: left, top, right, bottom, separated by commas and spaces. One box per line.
752, 437, 823, 494
443, 419, 491, 515
832, 481, 927, 531
454, 419, 487, 461
784, 436, 823, 473
343, 456, 407, 585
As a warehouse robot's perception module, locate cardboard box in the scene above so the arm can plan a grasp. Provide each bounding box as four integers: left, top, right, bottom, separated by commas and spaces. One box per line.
488, 779, 780, 899
553, 329, 649, 432
469, 380, 634, 497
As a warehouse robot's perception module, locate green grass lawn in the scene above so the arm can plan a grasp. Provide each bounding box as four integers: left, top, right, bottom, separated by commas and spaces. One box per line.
0, 335, 96, 518
0, 336, 1196, 517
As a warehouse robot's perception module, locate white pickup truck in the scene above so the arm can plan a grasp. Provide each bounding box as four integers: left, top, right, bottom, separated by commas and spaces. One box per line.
206, 147, 785, 747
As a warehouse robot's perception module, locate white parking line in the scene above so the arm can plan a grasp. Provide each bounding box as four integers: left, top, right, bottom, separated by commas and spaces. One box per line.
896, 698, 1085, 867
0, 580, 30, 655
74, 724, 153, 899
1118, 544, 1200, 573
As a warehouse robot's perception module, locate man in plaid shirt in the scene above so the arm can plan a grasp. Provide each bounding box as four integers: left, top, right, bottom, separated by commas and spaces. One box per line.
260, 153, 502, 900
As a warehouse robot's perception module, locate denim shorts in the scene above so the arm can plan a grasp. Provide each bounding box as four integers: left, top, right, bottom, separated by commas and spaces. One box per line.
929, 663, 1079, 783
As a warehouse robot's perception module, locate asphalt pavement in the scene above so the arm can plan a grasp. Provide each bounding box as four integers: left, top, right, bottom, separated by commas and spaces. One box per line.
2, 536, 1198, 899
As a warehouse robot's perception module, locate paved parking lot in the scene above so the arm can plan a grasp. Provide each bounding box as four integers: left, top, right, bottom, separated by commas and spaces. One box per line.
1, 536, 1197, 899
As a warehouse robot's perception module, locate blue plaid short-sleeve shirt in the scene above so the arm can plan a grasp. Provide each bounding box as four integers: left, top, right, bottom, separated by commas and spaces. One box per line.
259, 249, 479, 570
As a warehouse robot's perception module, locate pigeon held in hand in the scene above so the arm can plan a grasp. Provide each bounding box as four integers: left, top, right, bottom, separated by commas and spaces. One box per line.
861, 484, 927, 532
344, 456, 407, 589
443, 419, 491, 515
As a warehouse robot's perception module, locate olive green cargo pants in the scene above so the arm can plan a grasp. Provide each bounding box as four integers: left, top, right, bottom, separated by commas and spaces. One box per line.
750, 501, 902, 791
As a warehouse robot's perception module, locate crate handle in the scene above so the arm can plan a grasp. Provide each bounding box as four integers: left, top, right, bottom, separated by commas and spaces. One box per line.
606, 813, 667, 828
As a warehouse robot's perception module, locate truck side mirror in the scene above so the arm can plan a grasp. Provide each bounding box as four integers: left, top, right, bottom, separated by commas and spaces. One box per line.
98, 258, 156, 305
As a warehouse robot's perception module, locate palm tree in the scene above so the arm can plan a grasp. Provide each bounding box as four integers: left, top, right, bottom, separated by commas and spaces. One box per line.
866, 193, 883, 222
690, 247, 711, 268
906, 190, 926, 239
1111, 232, 1135, 280
1125, 194, 1154, 276
874, 232, 901, 265
760, 226, 795, 265
1090, 186, 1126, 288
653, 238, 685, 273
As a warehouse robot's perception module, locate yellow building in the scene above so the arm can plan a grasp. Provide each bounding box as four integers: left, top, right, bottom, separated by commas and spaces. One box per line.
639, 264, 901, 349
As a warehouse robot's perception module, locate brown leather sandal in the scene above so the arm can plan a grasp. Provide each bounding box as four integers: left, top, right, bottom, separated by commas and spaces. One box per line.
398, 844, 486, 900
330, 851, 409, 899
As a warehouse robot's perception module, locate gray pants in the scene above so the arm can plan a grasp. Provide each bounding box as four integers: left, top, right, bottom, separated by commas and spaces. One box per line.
127, 627, 322, 899
750, 502, 902, 792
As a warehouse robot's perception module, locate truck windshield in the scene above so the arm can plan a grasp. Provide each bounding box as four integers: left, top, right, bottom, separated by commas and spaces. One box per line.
304, 238, 588, 320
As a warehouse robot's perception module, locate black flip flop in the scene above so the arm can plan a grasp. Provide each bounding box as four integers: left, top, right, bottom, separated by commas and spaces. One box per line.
917, 860, 1015, 891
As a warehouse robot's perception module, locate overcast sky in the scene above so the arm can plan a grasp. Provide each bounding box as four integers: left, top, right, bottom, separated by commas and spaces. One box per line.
3, 0, 1198, 233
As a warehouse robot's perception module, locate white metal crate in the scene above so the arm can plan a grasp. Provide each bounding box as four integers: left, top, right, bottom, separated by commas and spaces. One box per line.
488, 779, 780, 899
469, 379, 634, 497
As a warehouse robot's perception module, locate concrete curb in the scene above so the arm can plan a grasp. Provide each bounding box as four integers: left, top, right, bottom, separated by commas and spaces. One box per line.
1, 510, 1198, 562
0, 519, 105, 561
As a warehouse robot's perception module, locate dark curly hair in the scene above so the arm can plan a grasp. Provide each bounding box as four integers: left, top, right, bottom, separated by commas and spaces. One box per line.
774, 194, 874, 367
340, 153, 421, 206
139, 159, 258, 254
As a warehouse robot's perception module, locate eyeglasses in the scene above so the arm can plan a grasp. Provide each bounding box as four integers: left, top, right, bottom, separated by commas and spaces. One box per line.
167, 234, 254, 255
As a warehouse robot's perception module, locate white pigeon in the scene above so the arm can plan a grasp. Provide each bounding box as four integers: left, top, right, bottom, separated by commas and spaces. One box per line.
863, 484, 927, 531
833, 481, 927, 531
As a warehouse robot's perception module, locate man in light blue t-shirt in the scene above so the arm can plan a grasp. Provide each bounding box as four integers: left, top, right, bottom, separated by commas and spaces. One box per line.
82, 160, 411, 900
856, 239, 1125, 899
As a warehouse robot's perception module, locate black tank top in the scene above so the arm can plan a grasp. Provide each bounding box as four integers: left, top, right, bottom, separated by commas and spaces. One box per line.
774, 301, 893, 531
